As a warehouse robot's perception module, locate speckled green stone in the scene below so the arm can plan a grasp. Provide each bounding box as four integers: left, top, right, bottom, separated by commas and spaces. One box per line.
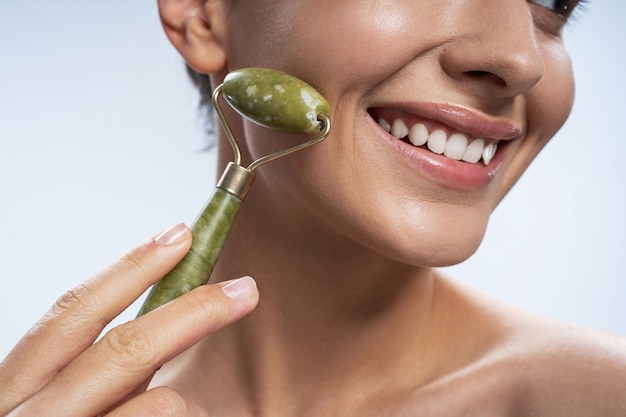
137, 188, 242, 316
223, 68, 330, 134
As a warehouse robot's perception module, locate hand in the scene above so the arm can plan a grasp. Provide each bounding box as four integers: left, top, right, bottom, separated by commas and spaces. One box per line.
0, 223, 259, 417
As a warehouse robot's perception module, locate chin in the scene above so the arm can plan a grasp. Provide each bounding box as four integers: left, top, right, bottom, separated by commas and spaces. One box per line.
351, 206, 490, 268
406, 228, 485, 268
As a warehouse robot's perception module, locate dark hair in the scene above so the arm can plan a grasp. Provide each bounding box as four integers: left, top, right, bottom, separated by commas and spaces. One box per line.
186, 64, 214, 109
186, 64, 217, 142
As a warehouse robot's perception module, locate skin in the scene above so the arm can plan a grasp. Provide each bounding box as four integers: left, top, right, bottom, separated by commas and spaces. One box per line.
2, 0, 625, 416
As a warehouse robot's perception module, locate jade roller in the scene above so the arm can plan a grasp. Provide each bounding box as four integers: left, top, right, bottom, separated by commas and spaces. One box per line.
137, 68, 331, 316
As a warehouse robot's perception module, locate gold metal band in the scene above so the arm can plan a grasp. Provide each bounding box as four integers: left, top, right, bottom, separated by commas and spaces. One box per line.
216, 162, 255, 199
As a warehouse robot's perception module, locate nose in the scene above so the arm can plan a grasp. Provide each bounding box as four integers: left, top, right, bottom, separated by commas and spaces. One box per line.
438, 2, 545, 99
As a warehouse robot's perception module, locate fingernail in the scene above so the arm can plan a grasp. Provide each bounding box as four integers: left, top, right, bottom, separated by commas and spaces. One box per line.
154, 223, 188, 245
221, 276, 256, 301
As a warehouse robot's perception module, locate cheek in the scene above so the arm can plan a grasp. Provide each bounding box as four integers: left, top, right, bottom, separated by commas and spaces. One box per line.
529, 43, 575, 138
497, 41, 575, 203
528, 44, 575, 164
230, 0, 419, 96
313, 2, 413, 69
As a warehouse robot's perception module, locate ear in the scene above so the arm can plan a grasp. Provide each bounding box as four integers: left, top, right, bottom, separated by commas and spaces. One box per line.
157, 0, 228, 74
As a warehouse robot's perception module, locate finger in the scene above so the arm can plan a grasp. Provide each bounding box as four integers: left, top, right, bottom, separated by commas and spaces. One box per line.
0, 223, 192, 414
102, 374, 153, 415
106, 386, 212, 417
12, 276, 258, 417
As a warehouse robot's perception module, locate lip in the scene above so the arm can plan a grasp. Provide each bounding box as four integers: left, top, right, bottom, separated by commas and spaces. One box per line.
366, 102, 522, 190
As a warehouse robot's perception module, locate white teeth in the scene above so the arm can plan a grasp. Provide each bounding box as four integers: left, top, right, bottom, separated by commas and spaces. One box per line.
462, 138, 484, 164
444, 133, 468, 160
408, 123, 428, 146
481, 142, 497, 165
378, 118, 391, 133
377, 117, 499, 165
391, 119, 409, 138
427, 130, 447, 154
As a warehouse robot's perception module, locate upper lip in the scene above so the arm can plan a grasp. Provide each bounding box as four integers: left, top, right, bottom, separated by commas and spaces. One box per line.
368, 101, 523, 141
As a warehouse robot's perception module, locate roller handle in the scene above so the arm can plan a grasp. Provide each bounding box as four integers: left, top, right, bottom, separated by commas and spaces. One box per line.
137, 186, 244, 316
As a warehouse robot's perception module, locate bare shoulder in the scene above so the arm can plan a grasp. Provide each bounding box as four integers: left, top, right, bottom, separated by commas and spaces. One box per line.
443, 277, 626, 416
510, 310, 626, 416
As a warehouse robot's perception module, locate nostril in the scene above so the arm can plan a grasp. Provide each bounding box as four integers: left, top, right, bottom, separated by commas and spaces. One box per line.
464, 70, 507, 87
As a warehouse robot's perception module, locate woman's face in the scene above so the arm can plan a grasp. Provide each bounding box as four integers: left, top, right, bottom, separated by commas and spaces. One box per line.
215, 0, 577, 266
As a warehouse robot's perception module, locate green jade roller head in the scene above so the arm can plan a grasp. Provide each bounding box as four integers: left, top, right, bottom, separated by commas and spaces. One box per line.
137, 68, 331, 316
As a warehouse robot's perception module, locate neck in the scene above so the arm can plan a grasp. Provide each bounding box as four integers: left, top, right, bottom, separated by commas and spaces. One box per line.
205, 169, 435, 413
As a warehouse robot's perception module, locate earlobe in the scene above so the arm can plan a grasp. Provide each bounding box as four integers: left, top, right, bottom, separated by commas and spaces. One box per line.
157, 0, 227, 74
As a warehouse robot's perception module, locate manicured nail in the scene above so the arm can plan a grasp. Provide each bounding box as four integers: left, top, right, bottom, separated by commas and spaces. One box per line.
221, 276, 256, 301
154, 223, 188, 245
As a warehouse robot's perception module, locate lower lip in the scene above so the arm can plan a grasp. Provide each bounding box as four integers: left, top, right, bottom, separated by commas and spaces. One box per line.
369, 116, 508, 191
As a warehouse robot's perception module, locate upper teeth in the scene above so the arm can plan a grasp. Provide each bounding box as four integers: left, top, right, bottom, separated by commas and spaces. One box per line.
379, 118, 498, 165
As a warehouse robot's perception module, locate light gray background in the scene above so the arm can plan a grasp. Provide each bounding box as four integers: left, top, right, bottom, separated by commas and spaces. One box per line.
1, 1, 624, 358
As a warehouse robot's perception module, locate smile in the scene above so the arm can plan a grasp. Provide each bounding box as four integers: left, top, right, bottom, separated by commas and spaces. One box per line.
376, 117, 498, 165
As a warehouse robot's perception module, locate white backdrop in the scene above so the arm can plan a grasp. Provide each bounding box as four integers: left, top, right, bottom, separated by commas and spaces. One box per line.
1, 1, 625, 358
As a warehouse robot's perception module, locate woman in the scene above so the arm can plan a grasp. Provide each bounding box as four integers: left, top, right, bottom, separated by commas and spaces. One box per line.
2, 0, 625, 416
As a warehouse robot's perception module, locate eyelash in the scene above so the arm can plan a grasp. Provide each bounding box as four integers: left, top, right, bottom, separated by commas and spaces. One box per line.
529, 0, 589, 35
531, 0, 588, 21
